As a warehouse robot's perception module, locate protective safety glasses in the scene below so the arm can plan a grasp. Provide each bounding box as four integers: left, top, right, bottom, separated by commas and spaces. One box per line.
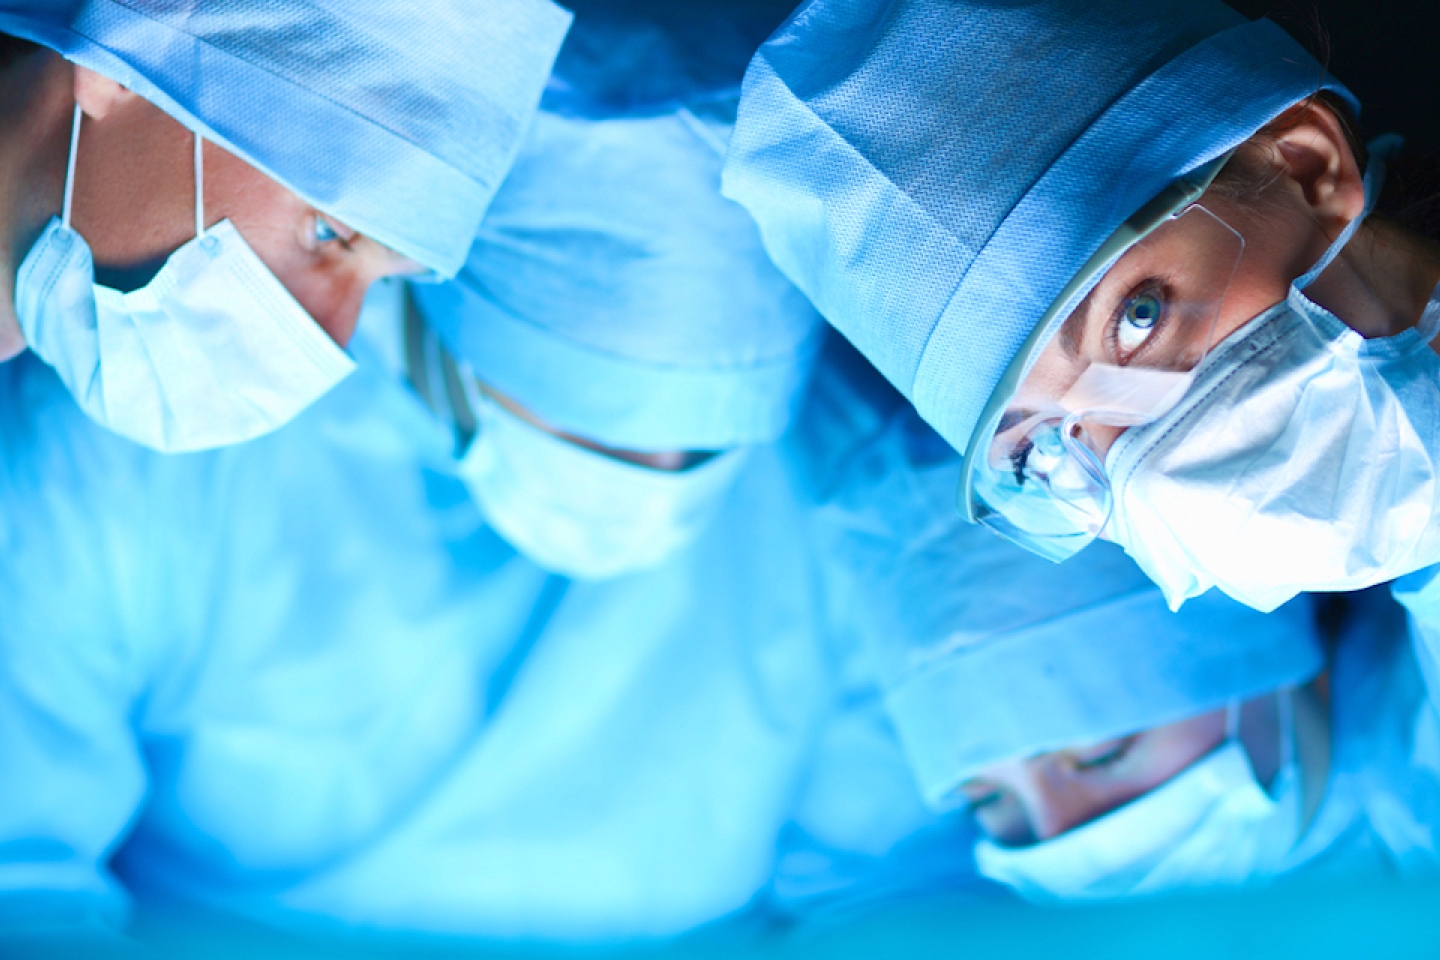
959, 155, 1245, 562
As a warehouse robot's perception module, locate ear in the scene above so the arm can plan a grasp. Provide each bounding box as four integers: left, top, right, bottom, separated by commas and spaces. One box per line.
1264, 100, 1367, 238
72, 64, 137, 120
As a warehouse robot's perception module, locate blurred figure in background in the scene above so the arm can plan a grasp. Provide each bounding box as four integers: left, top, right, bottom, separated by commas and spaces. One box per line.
409, 103, 822, 581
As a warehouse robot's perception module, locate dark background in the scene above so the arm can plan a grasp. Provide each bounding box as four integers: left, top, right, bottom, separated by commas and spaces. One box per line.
1229, 0, 1440, 151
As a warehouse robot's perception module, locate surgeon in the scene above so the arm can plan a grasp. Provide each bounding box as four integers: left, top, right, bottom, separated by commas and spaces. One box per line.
795, 349, 1440, 902
0, 1, 570, 452
408, 100, 824, 580
0, 65, 830, 949
721, 0, 1440, 619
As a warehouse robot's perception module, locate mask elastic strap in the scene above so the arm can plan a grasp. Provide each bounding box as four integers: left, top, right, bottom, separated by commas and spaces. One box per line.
194, 132, 206, 239
61, 105, 82, 230
1294, 134, 1403, 290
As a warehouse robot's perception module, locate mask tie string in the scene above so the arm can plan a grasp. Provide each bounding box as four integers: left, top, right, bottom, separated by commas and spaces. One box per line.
61, 105, 82, 230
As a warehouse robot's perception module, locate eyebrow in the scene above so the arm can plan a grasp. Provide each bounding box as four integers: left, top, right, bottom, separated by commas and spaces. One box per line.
995, 409, 1034, 436
1058, 295, 1090, 360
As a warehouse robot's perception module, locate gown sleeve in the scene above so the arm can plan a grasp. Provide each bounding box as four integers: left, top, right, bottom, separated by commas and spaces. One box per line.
0, 357, 160, 937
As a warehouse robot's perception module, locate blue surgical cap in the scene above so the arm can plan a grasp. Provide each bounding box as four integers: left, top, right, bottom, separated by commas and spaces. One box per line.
722, 0, 1354, 456
0, 0, 572, 279
823, 412, 1324, 811
413, 107, 825, 452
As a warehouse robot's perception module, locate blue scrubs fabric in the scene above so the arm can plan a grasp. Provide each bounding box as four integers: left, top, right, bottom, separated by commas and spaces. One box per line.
0, 347, 826, 941
1281, 587, 1440, 882
761, 625, 992, 924
757, 339, 993, 920
722, 0, 1346, 455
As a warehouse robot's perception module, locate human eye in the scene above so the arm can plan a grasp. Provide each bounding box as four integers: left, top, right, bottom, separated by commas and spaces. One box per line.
309, 213, 357, 252
1070, 735, 1135, 771
1107, 280, 1168, 364
958, 778, 1005, 811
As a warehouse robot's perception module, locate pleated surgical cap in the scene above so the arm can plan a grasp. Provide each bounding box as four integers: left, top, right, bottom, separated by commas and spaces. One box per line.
0, 0, 573, 279
823, 412, 1324, 811
414, 107, 825, 452
722, 0, 1351, 456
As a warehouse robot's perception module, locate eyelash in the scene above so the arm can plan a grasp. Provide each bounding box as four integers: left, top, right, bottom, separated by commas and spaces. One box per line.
1009, 434, 1034, 486
1071, 736, 1136, 771
314, 216, 353, 251
1105, 278, 1170, 365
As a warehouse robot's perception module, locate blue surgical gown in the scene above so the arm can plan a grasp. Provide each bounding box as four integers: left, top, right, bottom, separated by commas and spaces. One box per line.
0, 335, 828, 941
1280, 587, 1440, 882
757, 337, 992, 922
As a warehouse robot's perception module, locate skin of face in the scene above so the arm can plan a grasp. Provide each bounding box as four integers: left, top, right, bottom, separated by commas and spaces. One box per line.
960, 708, 1231, 847
997, 100, 1440, 466
0, 52, 421, 362
960, 685, 1332, 849
0, 47, 72, 359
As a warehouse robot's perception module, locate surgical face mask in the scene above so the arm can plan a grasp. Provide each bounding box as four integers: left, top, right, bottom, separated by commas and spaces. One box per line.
14, 107, 354, 452
1106, 139, 1440, 611
975, 700, 1301, 902
458, 397, 748, 580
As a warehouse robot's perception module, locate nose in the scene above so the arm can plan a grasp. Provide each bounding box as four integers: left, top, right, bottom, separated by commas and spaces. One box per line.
307, 282, 370, 349
1012, 778, 1077, 842
1001, 761, 1115, 842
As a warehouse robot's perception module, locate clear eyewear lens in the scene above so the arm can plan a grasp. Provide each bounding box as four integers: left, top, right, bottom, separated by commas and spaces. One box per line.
973, 414, 1112, 562
968, 203, 1245, 560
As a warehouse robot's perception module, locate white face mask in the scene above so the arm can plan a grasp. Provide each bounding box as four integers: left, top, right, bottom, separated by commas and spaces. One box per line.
1105, 140, 1440, 612
975, 701, 1301, 902
458, 397, 748, 580
13, 107, 354, 452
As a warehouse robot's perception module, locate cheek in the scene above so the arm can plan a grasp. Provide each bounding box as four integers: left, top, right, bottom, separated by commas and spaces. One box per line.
1217, 255, 1295, 332
1132, 712, 1227, 788
222, 219, 373, 347
266, 259, 372, 347
1209, 208, 1328, 346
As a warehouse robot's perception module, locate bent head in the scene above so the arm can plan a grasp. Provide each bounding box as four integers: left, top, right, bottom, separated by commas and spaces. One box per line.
69, 67, 421, 348
414, 104, 821, 580
965, 689, 1323, 902
2, 0, 569, 449
962, 709, 1229, 846
448, 376, 743, 581
961, 697, 1289, 846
